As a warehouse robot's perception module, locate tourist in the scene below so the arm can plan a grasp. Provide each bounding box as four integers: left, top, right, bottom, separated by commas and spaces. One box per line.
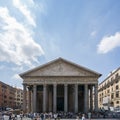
0, 112, 4, 120
53, 113, 57, 120
88, 112, 91, 120
82, 114, 85, 120
20, 113, 23, 120
76, 115, 79, 120
37, 115, 40, 120
9, 114, 12, 120
41, 113, 44, 120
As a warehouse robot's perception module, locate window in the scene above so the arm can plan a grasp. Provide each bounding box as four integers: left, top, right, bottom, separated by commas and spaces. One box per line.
4, 101, 7, 103
116, 91, 119, 98
115, 73, 119, 83
4, 95, 7, 98
116, 85, 119, 90
111, 77, 113, 81
111, 93, 114, 99
116, 101, 119, 104
116, 73, 119, 78
112, 88, 113, 91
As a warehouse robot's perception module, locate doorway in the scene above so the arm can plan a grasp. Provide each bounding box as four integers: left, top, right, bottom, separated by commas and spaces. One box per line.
57, 85, 64, 111
57, 97, 64, 111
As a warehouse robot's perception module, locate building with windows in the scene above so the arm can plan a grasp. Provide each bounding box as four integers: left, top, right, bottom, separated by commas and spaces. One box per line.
0, 81, 23, 110
15, 87, 23, 109
98, 67, 120, 110
0, 81, 15, 110
20, 58, 101, 113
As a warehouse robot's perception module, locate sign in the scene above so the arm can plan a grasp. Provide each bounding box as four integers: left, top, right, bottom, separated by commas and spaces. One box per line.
103, 96, 110, 104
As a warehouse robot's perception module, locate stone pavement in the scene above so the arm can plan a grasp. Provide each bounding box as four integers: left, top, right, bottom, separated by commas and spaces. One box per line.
3, 116, 120, 120
19, 118, 120, 120
6, 118, 120, 120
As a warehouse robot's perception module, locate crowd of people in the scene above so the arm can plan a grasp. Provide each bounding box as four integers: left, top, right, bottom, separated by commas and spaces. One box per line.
0, 110, 120, 120
26, 111, 92, 120
23, 110, 120, 120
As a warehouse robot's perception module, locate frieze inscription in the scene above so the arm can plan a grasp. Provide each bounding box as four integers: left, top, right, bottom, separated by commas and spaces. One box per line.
24, 77, 97, 85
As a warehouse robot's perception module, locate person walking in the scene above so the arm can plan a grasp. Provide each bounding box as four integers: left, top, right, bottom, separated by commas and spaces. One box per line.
41, 113, 44, 120
76, 115, 79, 120
53, 113, 57, 120
82, 114, 85, 120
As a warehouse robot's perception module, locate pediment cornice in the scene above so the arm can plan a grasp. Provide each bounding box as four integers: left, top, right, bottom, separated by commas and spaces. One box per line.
20, 58, 101, 78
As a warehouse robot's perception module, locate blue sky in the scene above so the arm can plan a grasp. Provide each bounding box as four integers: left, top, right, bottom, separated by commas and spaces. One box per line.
0, 0, 120, 88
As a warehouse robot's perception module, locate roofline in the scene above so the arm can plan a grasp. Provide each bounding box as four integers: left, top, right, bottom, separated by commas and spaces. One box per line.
19, 57, 102, 78
59, 58, 102, 77
99, 67, 120, 85
19, 57, 62, 77
0, 80, 15, 89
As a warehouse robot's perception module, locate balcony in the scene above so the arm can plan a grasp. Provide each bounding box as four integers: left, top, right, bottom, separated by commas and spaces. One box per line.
114, 75, 120, 82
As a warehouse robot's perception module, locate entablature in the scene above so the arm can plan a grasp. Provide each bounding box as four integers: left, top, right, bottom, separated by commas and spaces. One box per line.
23, 76, 98, 85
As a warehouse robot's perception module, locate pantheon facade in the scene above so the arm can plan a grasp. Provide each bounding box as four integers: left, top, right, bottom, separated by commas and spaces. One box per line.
20, 58, 101, 113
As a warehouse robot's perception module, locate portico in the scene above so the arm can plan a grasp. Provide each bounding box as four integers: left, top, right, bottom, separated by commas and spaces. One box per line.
20, 58, 101, 113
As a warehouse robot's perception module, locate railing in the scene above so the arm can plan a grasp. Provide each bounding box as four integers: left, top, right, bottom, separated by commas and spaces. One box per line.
98, 75, 120, 92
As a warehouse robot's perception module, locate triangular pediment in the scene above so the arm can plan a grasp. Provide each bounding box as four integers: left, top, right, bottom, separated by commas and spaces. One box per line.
20, 58, 101, 77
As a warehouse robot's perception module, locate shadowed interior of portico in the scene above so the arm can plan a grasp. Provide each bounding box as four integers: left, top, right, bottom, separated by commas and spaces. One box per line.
57, 85, 64, 111
36, 84, 85, 113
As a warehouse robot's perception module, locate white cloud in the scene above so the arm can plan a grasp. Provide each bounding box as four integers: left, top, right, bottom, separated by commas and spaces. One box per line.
97, 32, 120, 54
12, 0, 36, 27
12, 74, 23, 89
0, 7, 44, 67
12, 66, 24, 72
12, 74, 22, 81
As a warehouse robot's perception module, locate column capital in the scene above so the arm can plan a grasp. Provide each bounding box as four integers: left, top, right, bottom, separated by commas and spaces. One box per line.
33, 84, 37, 90
75, 84, 78, 87
95, 84, 98, 87
53, 83, 57, 87
64, 83, 68, 87
23, 83, 27, 87
43, 84, 47, 87
23, 83, 28, 86
27, 85, 32, 91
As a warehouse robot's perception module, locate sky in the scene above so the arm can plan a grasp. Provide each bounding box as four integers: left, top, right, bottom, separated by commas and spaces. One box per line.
0, 0, 120, 89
